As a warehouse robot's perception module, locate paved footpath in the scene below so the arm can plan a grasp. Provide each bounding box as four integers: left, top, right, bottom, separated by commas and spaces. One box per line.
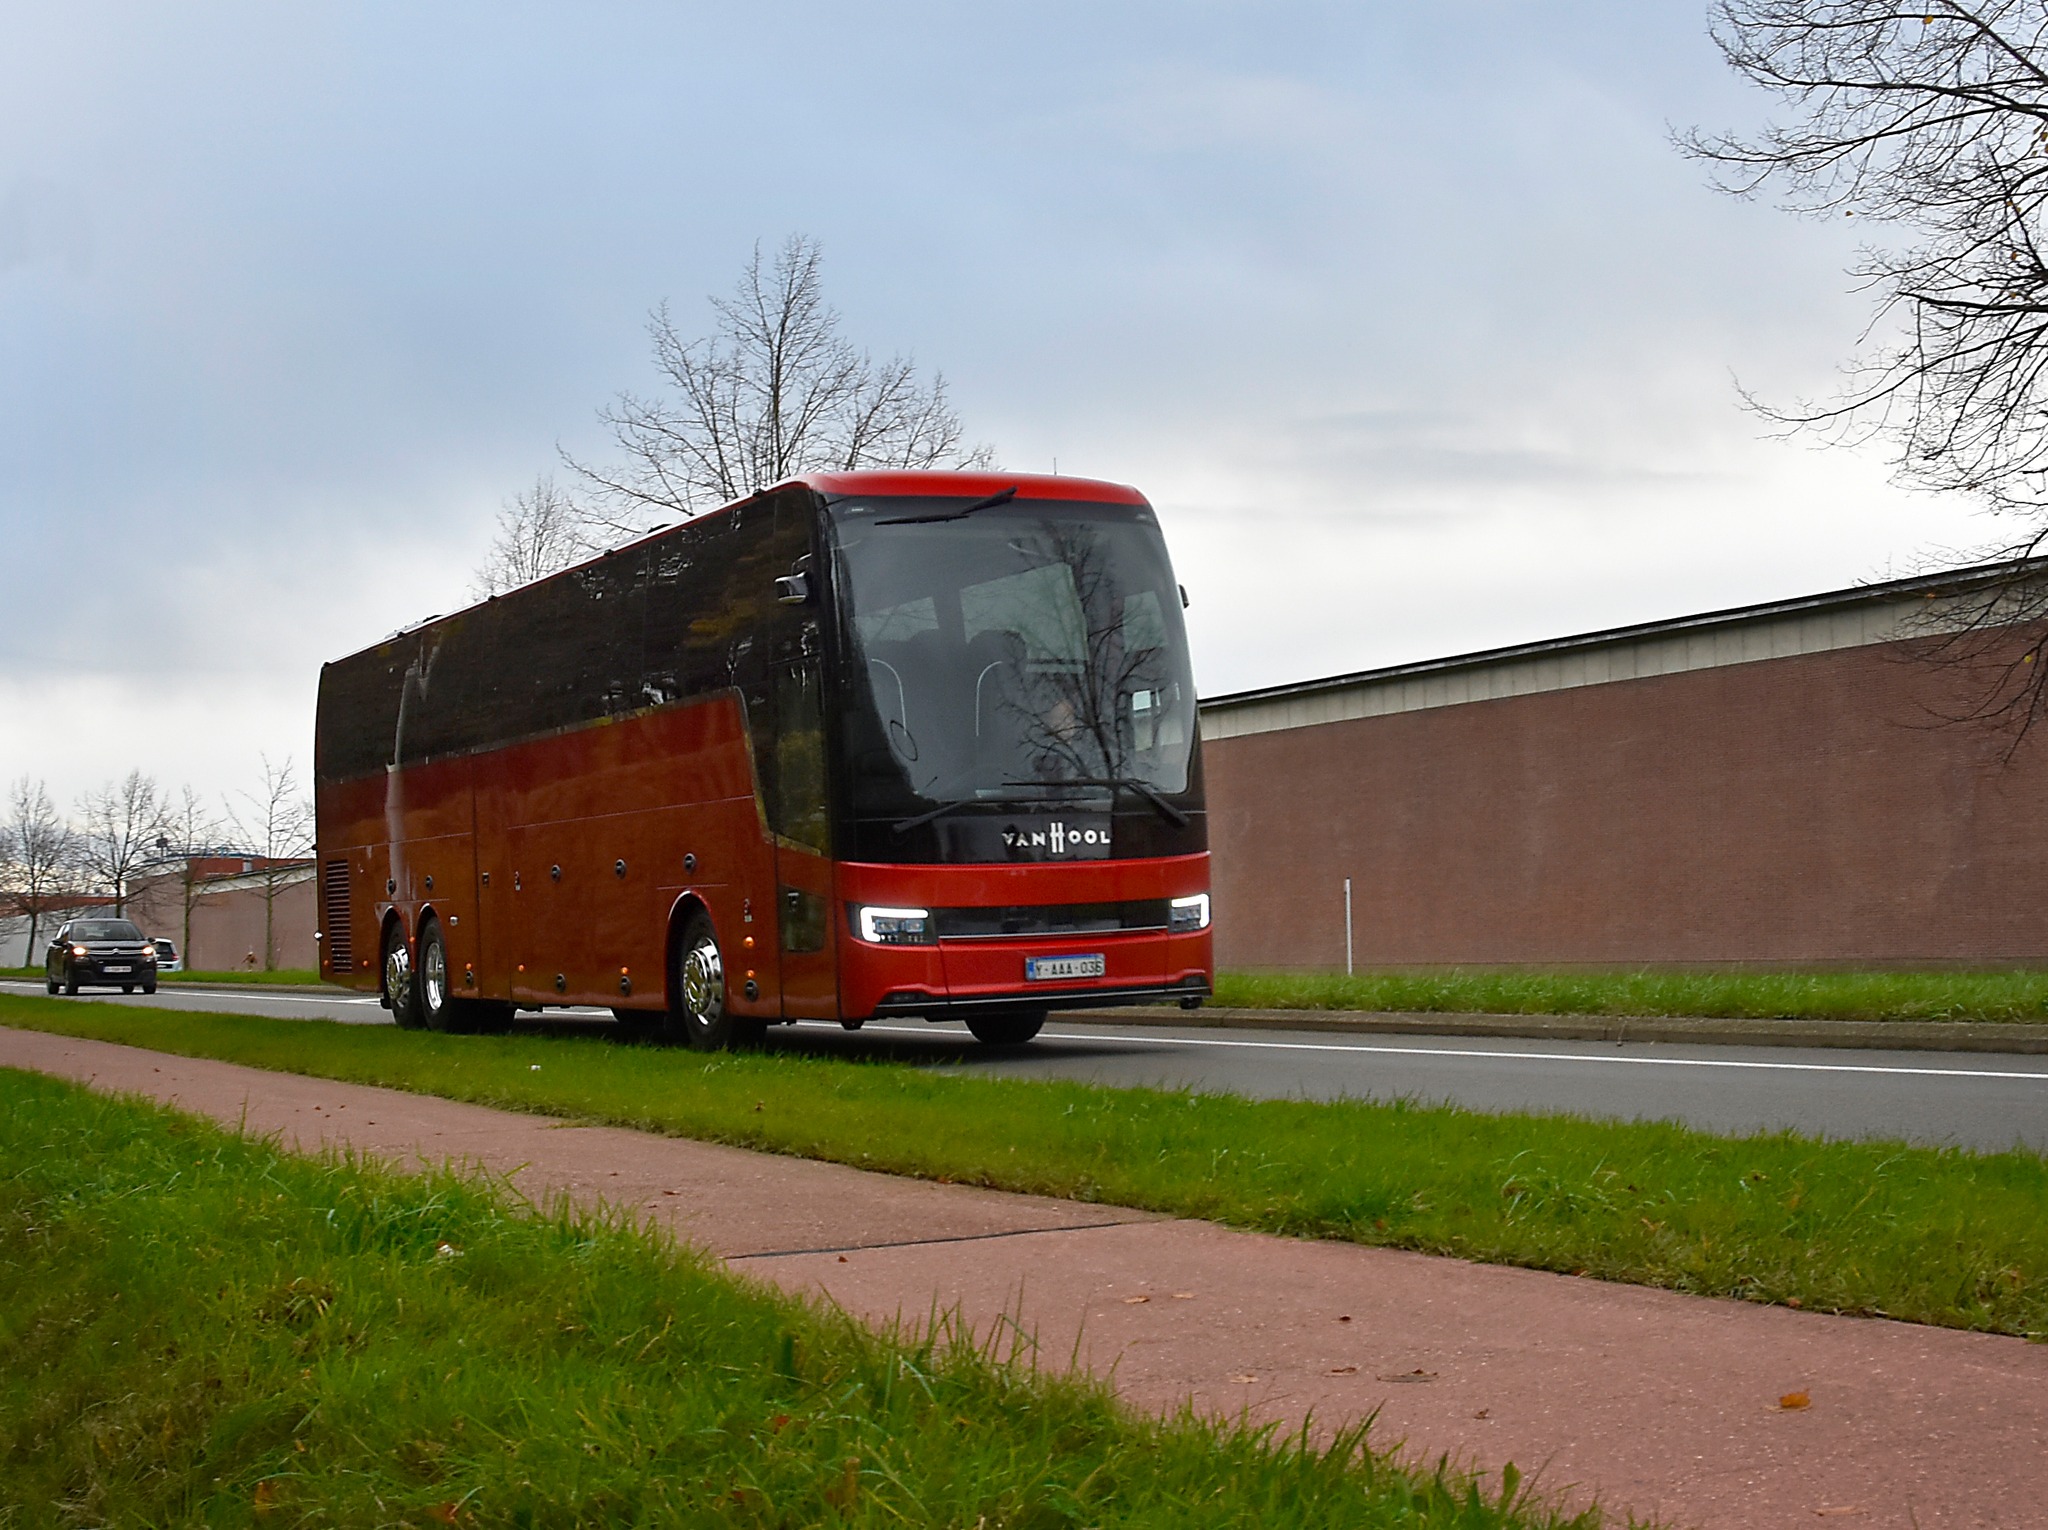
5, 1027, 2045, 1529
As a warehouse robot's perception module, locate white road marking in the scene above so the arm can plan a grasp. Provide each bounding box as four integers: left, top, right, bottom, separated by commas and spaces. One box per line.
163, 989, 385, 1006
0, 980, 381, 1006
820, 1021, 2048, 1084
6, 980, 2039, 1083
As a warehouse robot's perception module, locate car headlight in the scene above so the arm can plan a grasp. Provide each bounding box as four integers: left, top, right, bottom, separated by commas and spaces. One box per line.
854, 905, 933, 945
71, 944, 88, 958
141, 944, 156, 960
1168, 893, 1211, 933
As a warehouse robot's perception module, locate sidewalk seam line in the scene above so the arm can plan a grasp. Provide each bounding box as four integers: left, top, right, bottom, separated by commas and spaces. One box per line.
727, 1218, 1148, 1262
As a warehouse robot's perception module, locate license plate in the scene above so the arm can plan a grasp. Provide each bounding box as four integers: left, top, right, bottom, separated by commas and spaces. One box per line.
1025, 953, 1105, 982
104, 965, 132, 974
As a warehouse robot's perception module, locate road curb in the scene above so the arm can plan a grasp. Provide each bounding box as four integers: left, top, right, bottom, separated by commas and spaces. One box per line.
159, 982, 357, 998
1059, 1004, 2048, 1055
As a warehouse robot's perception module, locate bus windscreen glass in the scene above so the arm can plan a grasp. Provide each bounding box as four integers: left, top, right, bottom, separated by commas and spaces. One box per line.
828, 498, 1197, 824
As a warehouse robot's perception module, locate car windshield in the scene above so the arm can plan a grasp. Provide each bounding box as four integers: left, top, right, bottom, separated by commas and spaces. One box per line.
72, 920, 143, 941
829, 496, 1197, 819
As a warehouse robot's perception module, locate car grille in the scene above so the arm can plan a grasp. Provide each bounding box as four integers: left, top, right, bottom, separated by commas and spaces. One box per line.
931, 899, 1171, 939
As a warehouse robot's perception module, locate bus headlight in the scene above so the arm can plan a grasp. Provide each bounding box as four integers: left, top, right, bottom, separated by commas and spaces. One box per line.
1168, 893, 1210, 933
855, 905, 934, 945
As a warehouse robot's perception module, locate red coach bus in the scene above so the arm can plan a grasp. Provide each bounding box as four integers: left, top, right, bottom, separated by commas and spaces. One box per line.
313, 471, 1211, 1048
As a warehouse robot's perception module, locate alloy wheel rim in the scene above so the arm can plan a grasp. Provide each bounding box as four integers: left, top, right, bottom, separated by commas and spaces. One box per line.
386, 941, 413, 1013
422, 936, 445, 1015
681, 937, 723, 1022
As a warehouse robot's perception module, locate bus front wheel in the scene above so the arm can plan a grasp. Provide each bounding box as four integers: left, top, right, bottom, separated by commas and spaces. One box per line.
966, 1009, 1046, 1046
672, 912, 764, 1052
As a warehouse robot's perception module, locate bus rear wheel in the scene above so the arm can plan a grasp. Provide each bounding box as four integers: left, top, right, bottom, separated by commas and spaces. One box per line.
415, 918, 459, 1031
966, 1009, 1046, 1046
413, 919, 509, 1033
671, 912, 764, 1052
384, 925, 425, 1030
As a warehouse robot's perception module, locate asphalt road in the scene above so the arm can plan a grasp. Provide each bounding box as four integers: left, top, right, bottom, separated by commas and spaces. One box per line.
5, 979, 2045, 1153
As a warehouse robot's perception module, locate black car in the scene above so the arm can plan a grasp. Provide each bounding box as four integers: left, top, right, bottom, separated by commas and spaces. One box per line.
45, 918, 159, 995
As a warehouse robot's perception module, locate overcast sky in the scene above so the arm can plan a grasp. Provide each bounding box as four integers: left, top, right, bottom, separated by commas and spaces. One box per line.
0, 1, 1994, 815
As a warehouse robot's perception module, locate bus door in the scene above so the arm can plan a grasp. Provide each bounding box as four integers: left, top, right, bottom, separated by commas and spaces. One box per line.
768, 599, 838, 1019
754, 491, 837, 1019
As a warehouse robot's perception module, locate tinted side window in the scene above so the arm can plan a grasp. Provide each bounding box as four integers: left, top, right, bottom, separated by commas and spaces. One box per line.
315, 493, 821, 785
643, 518, 735, 703
316, 638, 416, 784
465, 550, 644, 757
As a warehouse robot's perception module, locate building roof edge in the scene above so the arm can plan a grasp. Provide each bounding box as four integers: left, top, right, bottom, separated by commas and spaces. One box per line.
1198, 557, 2048, 713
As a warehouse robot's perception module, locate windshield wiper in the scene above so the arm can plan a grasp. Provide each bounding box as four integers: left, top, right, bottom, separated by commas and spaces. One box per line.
1004, 777, 1190, 828
890, 786, 1045, 836
876, 485, 1017, 526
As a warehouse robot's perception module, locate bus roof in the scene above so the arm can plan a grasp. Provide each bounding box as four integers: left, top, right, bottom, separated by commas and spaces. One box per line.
795, 469, 1147, 505
324, 470, 1150, 671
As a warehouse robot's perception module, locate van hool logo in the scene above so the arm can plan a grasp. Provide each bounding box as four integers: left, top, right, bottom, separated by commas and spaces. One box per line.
1002, 820, 1109, 855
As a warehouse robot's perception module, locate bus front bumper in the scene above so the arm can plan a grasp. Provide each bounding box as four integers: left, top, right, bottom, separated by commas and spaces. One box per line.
834, 853, 1213, 1022
868, 976, 1212, 1019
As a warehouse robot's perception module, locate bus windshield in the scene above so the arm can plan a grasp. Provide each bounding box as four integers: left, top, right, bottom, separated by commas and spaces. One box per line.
829, 497, 1197, 821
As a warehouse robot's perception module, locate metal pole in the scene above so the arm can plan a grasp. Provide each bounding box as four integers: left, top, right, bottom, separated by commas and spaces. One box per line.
1343, 877, 1353, 976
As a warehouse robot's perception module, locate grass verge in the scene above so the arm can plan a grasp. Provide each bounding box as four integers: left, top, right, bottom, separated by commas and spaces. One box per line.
4, 994, 2045, 1339
160, 968, 326, 986
0, 967, 325, 986
0, 1067, 1582, 1528
13, 965, 2048, 1016
1214, 968, 2048, 1024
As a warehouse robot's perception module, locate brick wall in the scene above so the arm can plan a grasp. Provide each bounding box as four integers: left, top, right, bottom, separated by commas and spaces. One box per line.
125, 870, 317, 971
1203, 639, 2048, 968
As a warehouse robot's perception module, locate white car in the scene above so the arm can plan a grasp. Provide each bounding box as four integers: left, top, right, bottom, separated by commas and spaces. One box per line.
153, 936, 183, 972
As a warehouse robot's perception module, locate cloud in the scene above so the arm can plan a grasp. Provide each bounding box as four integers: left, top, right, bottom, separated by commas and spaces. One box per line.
0, 176, 91, 274
0, 2, 2006, 805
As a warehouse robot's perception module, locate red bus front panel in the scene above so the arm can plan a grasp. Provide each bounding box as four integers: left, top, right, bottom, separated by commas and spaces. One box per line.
834, 852, 1211, 1018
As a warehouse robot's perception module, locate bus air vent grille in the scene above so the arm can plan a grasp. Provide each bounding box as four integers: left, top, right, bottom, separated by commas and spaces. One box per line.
323, 860, 354, 972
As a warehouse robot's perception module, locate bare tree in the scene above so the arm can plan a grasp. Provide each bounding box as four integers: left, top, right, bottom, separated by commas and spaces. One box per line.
155, 784, 225, 966
470, 473, 587, 599
76, 771, 167, 916
2, 777, 79, 965
1684, 1, 2048, 739
565, 234, 993, 535
229, 755, 314, 972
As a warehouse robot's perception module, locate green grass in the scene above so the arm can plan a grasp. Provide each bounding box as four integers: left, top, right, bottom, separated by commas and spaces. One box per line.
0, 967, 325, 986
5, 995, 2045, 1340
1214, 968, 2048, 1024
160, 968, 326, 986
15, 963, 2048, 1017
0, 1067, 1586, 1529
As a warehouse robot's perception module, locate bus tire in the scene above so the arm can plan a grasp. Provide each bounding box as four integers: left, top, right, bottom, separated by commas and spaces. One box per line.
966, 1009, 1046, 1046
384, 924, 425, 1030
415, 917, 461, 1032
671, 911, 762, 1051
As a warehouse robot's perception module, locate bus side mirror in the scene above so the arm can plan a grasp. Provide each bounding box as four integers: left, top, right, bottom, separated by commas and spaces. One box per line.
774, 574, 812, 605
1179, 584, 1190, 609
